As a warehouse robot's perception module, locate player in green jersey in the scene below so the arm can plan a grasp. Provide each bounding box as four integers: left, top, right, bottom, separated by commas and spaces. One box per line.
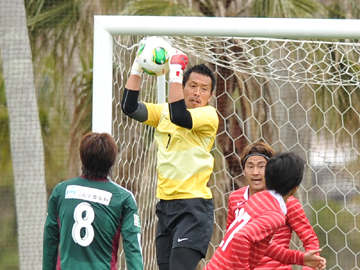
122, 43, 219, 270
42, 132, 143, 270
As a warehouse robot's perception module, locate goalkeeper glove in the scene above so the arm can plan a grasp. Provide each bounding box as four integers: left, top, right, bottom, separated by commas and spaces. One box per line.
130, 56, 143, 76
169, 48, 188, 84
130, 40, 145, 76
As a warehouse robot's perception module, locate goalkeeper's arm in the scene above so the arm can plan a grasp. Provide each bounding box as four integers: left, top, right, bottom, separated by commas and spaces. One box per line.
168, 48, 192, 129
121, 43, 148, 122
121, 88, 148, 122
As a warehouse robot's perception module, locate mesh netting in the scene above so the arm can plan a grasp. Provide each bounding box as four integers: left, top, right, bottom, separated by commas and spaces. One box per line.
112, 35, 360, 270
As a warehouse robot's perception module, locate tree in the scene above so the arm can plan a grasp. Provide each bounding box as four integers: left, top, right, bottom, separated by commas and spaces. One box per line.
0, 0, 47, 269
25, 0, 130, 185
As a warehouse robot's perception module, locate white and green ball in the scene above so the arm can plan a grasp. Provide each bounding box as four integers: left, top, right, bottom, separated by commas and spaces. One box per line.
137, 36, 172, 76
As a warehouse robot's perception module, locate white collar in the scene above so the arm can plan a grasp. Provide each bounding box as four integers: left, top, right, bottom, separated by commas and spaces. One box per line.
244, 186, 250, 201
268, 190, 287, 216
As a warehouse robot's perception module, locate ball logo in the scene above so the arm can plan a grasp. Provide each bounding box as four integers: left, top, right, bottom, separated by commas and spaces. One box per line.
137, 36, 172, 76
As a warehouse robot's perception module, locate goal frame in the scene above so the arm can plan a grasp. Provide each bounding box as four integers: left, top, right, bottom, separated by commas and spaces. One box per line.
92, 15, 360, 134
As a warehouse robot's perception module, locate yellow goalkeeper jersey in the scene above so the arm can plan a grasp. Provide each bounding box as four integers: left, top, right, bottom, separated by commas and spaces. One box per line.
144, 102, 219, 200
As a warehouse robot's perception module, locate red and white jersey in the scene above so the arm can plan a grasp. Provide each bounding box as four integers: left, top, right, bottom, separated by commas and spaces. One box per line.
204, 190, 304, 270
226, 186, 319, 270
256, 196, 319, 269
226, 186, 249, 230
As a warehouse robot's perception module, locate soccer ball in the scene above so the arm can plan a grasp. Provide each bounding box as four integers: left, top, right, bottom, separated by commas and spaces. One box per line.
137, 36, 173, 76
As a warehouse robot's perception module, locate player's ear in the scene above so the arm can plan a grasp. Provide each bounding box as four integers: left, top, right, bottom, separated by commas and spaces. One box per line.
207, 93, 214, 103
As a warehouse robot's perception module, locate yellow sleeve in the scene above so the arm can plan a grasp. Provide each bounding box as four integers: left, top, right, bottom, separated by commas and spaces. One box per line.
143, 102, 166, 128
189, 105, 219, 135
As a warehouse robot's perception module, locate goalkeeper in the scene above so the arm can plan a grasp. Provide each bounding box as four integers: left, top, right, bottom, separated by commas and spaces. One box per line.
122, 42, 219, 270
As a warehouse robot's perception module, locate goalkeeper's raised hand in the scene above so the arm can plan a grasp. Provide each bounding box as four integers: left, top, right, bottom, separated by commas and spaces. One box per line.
130, 55, 143, 77
130, 39, 146, 77
169, 48, 189, 84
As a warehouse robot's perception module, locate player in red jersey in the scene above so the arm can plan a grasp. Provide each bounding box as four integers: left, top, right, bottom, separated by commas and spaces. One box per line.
204, 151, 326, 270
226, 142, 320, 269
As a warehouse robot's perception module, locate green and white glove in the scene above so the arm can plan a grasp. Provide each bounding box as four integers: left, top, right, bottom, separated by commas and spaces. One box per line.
130, 39, 146, 76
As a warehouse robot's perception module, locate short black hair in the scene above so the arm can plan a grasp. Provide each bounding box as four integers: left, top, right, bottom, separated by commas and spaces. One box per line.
265, 152, 305, 196
182, 63, 216, 93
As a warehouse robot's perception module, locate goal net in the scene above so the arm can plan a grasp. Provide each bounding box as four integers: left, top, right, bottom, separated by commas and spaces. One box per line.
93, 16, 360, 270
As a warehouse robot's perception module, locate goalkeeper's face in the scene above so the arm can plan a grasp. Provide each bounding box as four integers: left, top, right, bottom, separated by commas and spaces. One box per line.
183, 72, 213, 108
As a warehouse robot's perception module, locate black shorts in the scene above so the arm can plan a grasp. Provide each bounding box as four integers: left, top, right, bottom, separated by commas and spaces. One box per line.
155, 198, 214, 264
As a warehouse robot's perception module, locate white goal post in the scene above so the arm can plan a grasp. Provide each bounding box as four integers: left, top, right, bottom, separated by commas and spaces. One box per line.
92, 15, 360, 270
92, 15, 360, 134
